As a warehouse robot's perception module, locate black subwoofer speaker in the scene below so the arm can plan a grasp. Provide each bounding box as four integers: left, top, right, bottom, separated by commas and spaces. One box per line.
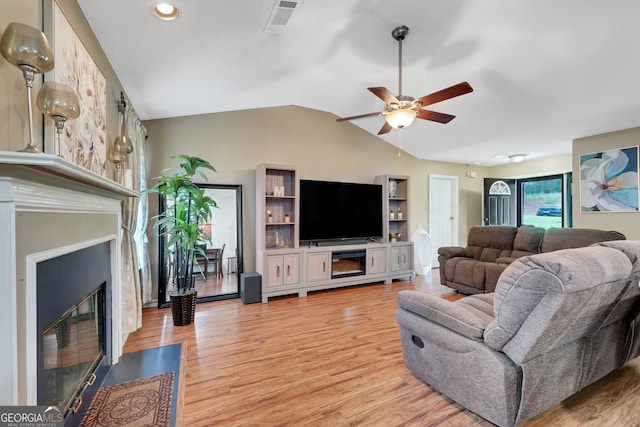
241, 272, 261, 304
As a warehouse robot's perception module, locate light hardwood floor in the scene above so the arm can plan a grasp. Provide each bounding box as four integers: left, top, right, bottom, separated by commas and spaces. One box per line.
123, 271, 640, 426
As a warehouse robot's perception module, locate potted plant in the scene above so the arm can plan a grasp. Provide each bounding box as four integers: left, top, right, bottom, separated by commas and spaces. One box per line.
148, 155, 217, 326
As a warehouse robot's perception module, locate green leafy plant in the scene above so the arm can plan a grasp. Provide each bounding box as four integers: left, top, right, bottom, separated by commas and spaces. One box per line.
147, 155, 217, 295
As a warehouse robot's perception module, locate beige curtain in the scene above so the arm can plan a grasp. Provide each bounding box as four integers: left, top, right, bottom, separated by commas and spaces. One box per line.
133, 118, 153, 305
119, 98, 151, 335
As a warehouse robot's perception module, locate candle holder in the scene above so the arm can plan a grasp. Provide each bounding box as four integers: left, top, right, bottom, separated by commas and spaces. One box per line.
0, 22, 55, 153
36, 81, 80, 156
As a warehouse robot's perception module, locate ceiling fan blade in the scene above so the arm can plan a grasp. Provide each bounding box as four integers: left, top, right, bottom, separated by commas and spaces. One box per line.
368, 87, 400, 105
336, 112, 382, 122
416, 82, 473, 107
417, 109, 456, 124
377, 122, 392, 135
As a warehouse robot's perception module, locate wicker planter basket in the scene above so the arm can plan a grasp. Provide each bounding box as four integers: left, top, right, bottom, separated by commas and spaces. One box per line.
170, 289, 197, 326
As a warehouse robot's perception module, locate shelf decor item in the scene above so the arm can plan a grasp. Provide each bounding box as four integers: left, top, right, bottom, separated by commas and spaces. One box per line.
389, 180, 397, 198
107, 92, 134, 184
147, 155, 217, 325
36, 81, 80, 156
0, 22, 55, 153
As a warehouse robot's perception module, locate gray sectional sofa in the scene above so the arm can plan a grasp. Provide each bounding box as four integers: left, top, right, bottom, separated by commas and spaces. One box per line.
396, 240, 640, 426
438, 226, 626, 294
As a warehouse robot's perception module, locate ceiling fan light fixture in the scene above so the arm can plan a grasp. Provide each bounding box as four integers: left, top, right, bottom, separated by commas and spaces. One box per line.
385, 108, 417, 129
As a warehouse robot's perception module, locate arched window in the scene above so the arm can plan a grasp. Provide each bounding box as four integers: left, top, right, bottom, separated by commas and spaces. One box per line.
489, 180, 511, 195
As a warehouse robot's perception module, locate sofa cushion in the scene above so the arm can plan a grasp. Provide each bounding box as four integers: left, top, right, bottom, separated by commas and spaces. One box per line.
483, 246, 632, 364
511, 226, 545, 258
467, 226, 517, 261
398, 291, 494, 339
438, 246, 473, 259
540, 227, 625, 253
594, 240, 640, 281
448, 259, 501, 291
592, 240, 640, 357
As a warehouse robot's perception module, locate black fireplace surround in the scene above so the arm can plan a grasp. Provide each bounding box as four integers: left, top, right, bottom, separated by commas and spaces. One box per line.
36, 241, 112, 420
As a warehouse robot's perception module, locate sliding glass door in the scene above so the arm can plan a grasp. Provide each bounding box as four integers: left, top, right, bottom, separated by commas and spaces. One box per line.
517, 174, 564, 228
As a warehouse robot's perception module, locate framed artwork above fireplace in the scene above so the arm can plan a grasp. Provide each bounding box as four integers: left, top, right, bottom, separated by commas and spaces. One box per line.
44, 1, 107, 177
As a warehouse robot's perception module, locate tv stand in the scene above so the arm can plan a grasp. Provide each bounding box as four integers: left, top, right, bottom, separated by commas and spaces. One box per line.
256, 164, 415, 303
260, 241, 414, 302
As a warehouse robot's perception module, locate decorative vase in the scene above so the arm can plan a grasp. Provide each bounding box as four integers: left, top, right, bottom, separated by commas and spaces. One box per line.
170, 289, 197, 326
389, 180, 397, 198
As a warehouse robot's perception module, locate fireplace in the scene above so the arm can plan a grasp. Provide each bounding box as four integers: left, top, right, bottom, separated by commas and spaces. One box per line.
0, 153, 135, 407
331, 250, 366, 278
42, 288, 104, 412
37, 242, 112, 417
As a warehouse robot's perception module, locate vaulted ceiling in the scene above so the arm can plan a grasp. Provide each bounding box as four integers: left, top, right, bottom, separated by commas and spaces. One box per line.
77, 0, 640, 165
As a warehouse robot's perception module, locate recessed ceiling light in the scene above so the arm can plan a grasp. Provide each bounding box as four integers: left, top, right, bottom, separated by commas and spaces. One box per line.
153, 3, 180, 21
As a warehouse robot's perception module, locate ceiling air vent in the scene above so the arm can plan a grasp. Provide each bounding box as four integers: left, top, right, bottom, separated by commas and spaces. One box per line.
264, 0, 301, 33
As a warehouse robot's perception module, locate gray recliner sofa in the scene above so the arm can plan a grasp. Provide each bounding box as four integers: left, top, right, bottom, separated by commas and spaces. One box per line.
396, 241, 640, 426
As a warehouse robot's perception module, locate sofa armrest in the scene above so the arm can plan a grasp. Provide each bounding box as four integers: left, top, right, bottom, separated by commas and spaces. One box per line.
397, 290, 494, 339
438, 246, 473, 259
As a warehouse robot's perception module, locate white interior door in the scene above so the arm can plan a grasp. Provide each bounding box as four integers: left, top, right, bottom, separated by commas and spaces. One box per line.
429, 174, 459, 268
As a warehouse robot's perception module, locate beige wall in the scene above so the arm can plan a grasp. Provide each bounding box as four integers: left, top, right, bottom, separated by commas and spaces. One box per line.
144, 106, 487, 291
572, 126, 640, 239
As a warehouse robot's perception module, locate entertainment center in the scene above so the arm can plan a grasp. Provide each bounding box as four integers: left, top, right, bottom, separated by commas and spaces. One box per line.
256, 164, 414, 303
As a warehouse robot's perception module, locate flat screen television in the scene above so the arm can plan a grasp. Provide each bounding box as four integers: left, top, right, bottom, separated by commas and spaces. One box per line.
300, 179, 383, 244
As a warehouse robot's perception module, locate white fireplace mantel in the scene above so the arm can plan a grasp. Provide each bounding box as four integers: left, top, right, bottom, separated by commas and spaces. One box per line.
0, 151, 138, 198
0, 151, 136, 405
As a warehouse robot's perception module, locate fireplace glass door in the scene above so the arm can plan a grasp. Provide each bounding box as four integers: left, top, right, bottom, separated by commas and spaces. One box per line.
42, 288, 104, 413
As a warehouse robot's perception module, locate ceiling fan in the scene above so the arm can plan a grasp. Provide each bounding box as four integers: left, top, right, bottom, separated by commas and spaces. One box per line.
337, 25, 473, 135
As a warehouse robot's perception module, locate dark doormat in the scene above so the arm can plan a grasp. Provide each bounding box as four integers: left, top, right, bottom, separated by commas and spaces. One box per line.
79, 372, 174, 427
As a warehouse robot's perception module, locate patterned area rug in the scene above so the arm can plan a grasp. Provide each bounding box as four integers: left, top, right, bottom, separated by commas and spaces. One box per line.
80, 372, 174, 427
